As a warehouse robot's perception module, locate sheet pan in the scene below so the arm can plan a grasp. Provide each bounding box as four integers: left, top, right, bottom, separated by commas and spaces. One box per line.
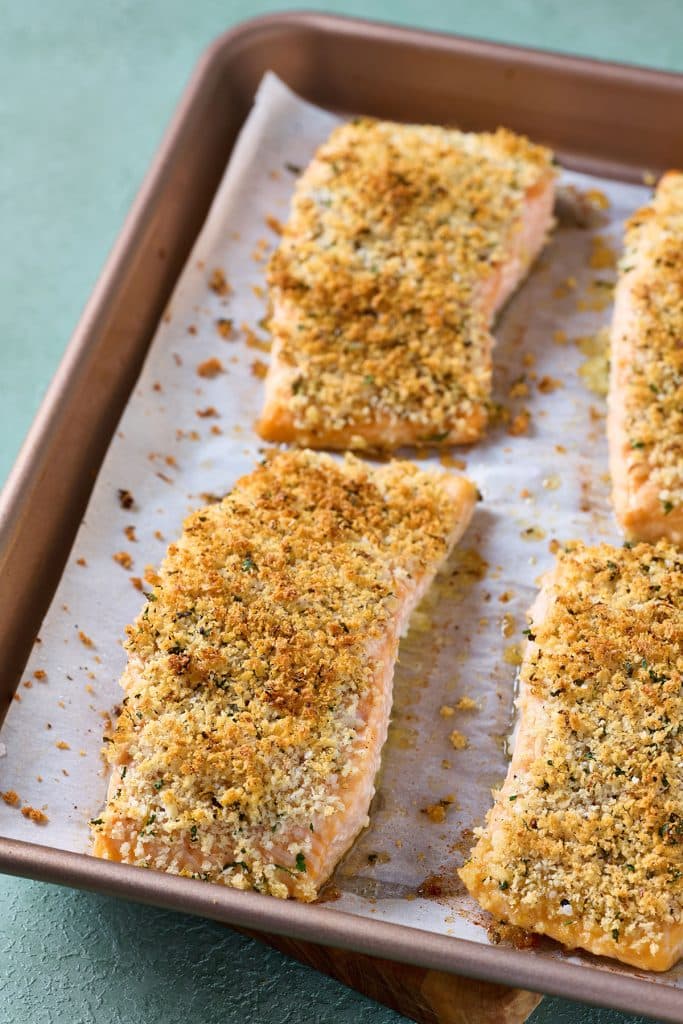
2, 14, 683, 1020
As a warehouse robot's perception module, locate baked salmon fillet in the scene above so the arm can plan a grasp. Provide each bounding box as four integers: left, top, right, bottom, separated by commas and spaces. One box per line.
91, 450, 477, 900
460, 541, 683, 971
608, 172, 683, 543
258, 119, 556, 451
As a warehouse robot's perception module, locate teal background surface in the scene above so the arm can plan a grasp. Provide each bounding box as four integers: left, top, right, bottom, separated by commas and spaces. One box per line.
1, 2, 681, 1021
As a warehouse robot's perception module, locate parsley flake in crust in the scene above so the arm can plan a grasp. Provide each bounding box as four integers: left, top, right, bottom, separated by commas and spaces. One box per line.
608, 171, 683, 542
258, 118, 556, 451
91, 450, 477, 900
460, 541, 683, 971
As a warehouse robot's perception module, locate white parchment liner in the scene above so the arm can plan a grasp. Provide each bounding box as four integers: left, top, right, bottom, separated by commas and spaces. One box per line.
2, 73, 676, 986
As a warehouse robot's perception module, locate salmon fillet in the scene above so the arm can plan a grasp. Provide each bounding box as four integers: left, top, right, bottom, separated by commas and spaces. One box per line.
460, 541, 683, 971
91, 450, 477, 900
258, 119, 556, 451
608, 171, 683, 543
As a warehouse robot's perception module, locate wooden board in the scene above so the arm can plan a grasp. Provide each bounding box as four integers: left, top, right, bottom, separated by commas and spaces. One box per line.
239, 928, 542, 1024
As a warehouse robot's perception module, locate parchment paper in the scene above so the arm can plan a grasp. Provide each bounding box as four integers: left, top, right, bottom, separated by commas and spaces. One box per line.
1, 72, 675, 985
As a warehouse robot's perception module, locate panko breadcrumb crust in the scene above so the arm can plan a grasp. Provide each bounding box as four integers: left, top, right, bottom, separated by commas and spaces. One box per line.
460, 541, 683, 971
92, 450, 476, 899
609, 171, 683, 542
260, 118, 554, 449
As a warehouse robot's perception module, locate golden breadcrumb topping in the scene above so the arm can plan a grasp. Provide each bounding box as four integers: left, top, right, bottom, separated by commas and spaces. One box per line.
268, 119, 554, 441
466, 541, 683, 959
618, 174, 683, 516
92, 450, 471, 897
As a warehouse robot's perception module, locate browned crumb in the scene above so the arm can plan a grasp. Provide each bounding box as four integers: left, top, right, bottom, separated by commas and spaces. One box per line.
130, 576, 143, 592
589, 234, 616, 270
449, 729, 469, 750
1, 790, 20, 807
187, 325, 197, 336
439, 705, 455, 718
154, 530, 165, 542
23, 680, 32, 688
251, 284, 264, 300
144, 566, 161, 587
439, 452, 467, 470
196, 406, 219, 418
487, 921, 541, 949
78, 631, 93, 648
124, 525, 137, 543
209, 268, 230, 296
197, 357, 224, 379
113, 551, 133, 571
152, 381, 163, 393
508, 409, 531, 437
441, 759, 451, 770
455, 695, 478, 711
520, 525, 546, 542
251, 359, 268, 380
584, 188, 610, 211
76, 557, 87, 567
216, 318, 234, 340
117, 489, 135, 510
501, 612, 516, 638
242, 324, 271, 352
422, 803, 446, 824
56, 741, 70, 751
508, 377, 529, 400
553, 276, 578, 299
33, 670, 46, 681
498, 590, 514, 604
21, 806, 48, 825
210, 425, 223, 436
266, 215, 284, 235
537, 376, 563, 394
